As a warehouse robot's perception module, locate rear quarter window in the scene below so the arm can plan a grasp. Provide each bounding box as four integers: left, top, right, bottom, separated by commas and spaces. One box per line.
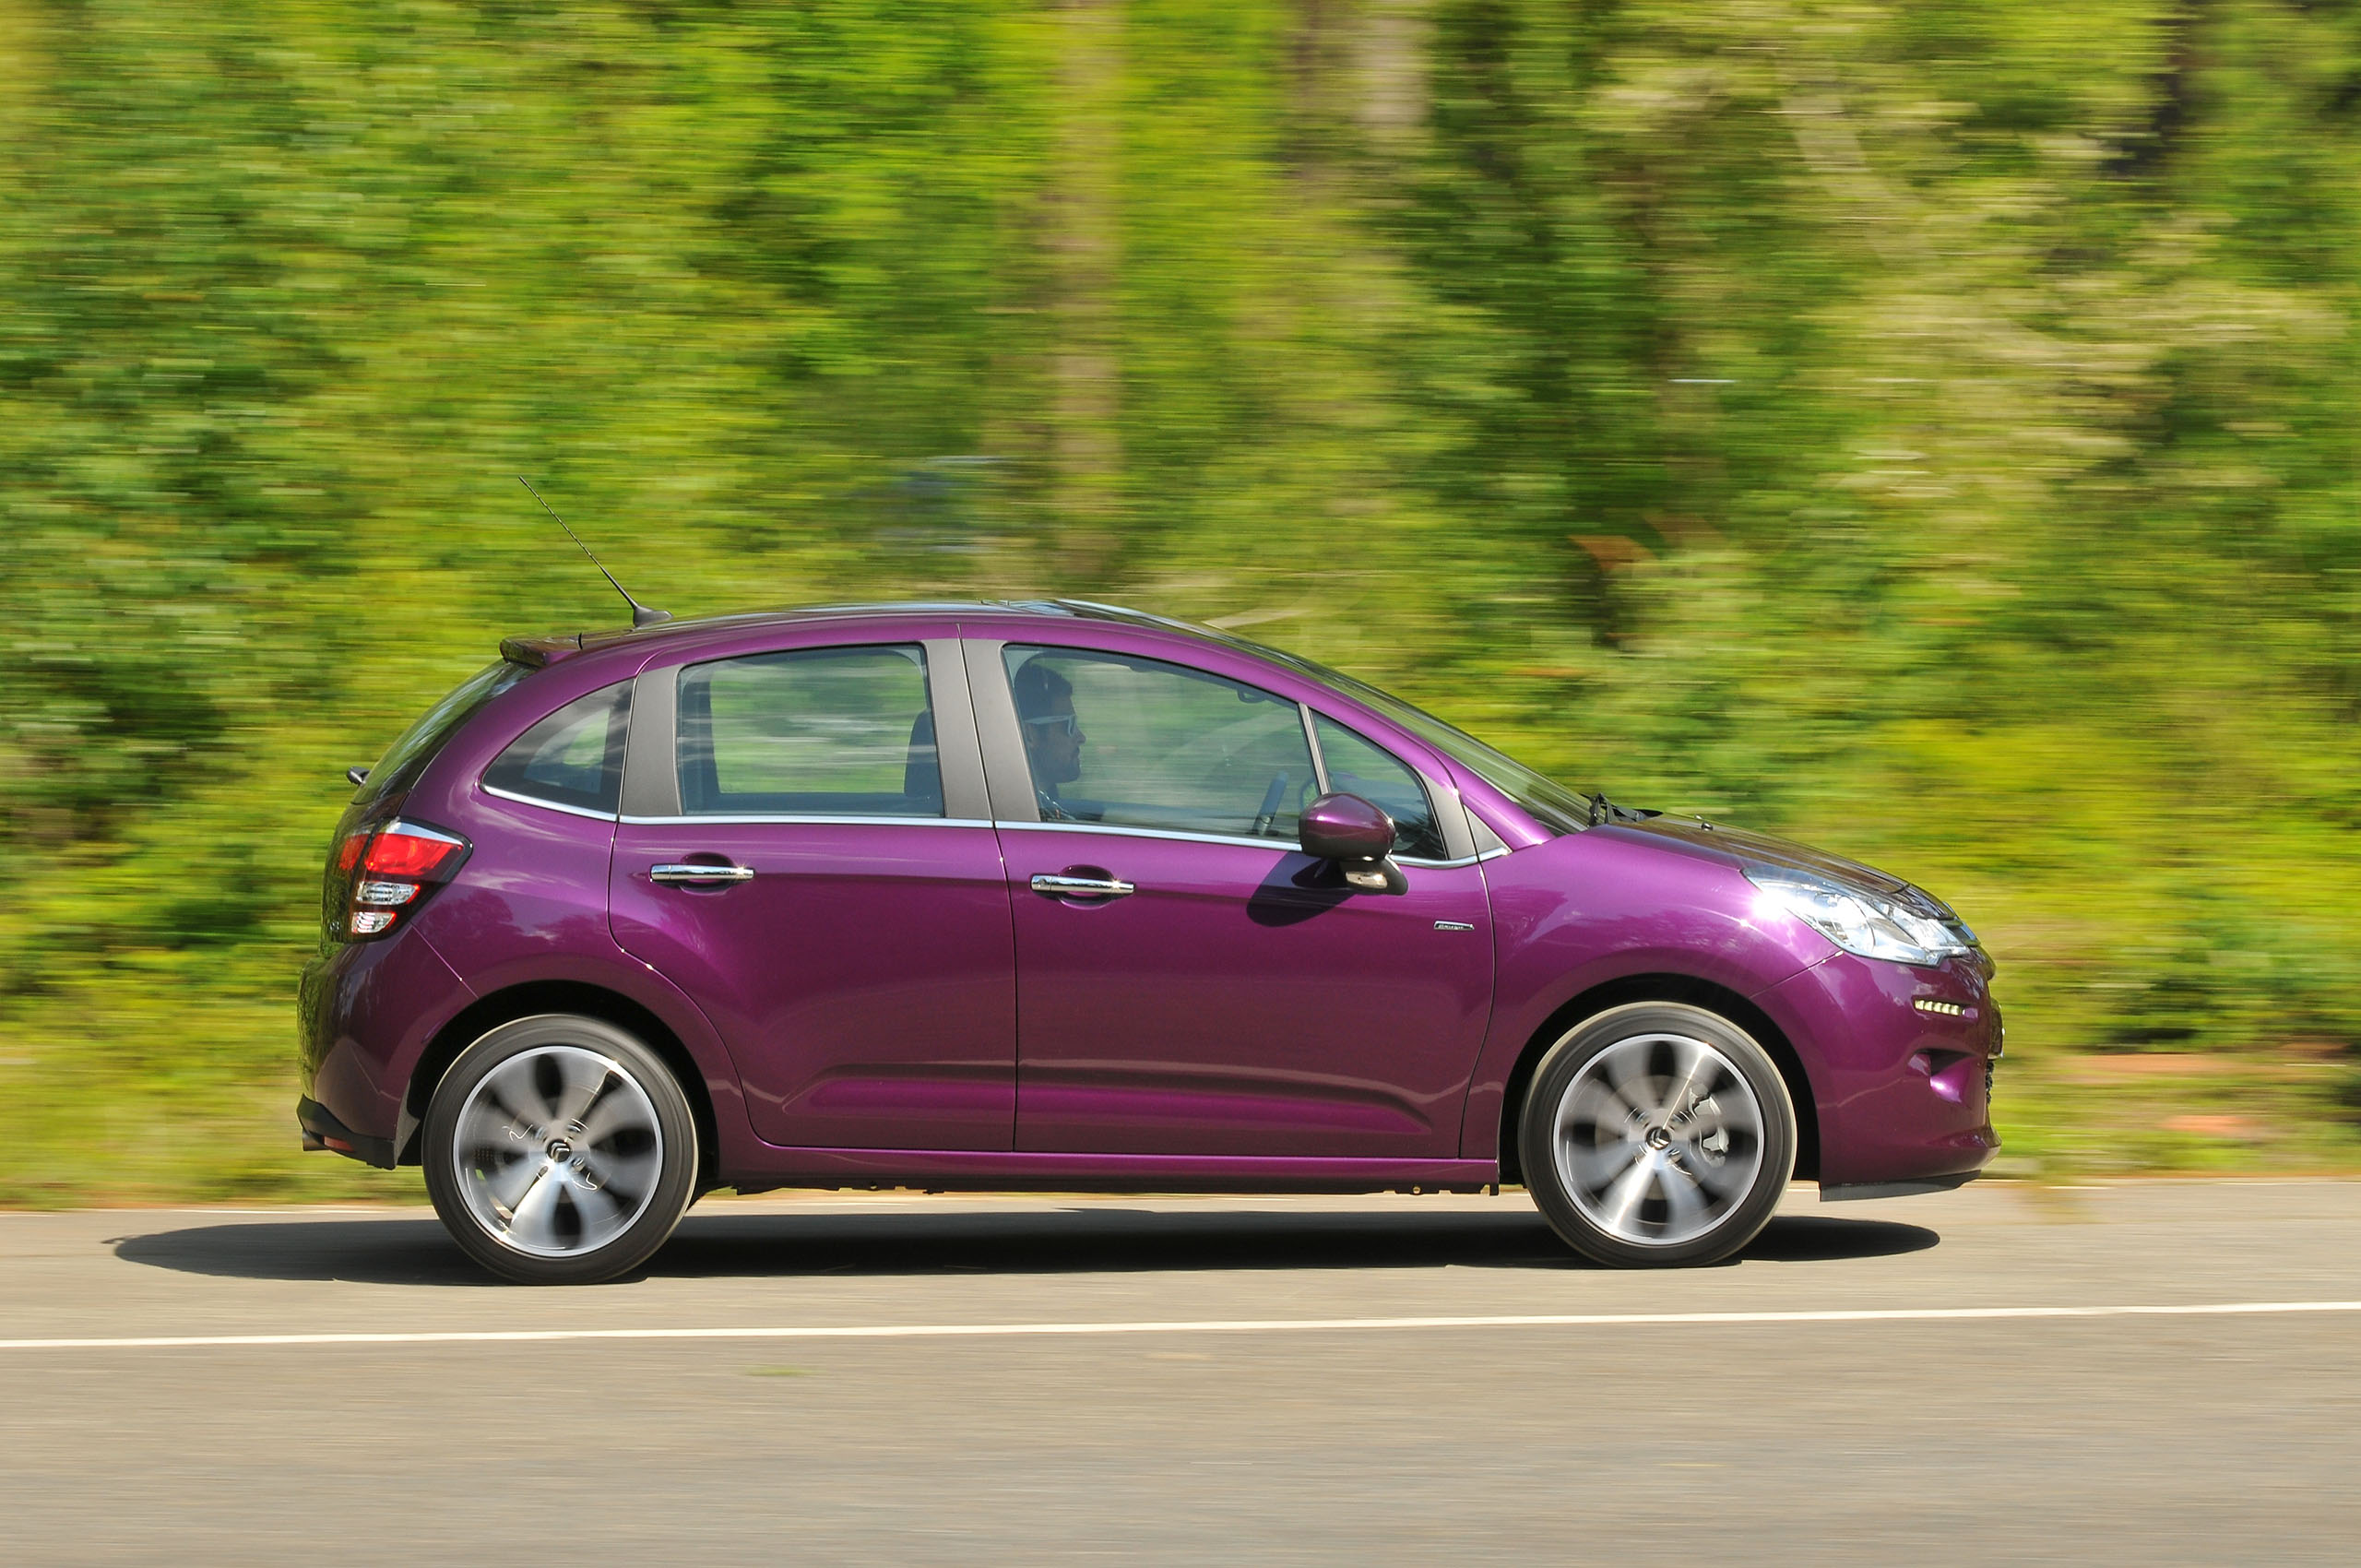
481, 681, 633, 817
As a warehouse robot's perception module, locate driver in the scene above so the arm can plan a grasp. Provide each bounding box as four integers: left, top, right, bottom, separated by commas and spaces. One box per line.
1012, 658, 1087, 821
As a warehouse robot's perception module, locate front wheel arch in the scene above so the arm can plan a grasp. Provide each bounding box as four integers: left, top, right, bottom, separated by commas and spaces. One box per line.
1497, 973, 1819, 1187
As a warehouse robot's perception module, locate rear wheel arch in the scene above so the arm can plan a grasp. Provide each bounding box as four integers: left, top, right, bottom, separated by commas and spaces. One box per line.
1496, 973, 1820, 1187
401, 981, 718, 1185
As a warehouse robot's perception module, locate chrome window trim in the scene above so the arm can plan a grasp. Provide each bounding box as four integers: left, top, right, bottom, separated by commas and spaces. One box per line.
992, 819, 1296, 853
619, 813, 997, 829
604, 808, 1505, 859
1299, 702, 1330, 794
481, 784, 621, 823
991, 816, 1489, 868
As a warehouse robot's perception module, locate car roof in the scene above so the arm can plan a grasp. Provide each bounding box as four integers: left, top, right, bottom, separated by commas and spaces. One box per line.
497, 599, 1214, 670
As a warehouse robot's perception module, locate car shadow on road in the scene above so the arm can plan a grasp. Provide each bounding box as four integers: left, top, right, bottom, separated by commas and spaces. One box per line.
112, 1206, 1938, 1287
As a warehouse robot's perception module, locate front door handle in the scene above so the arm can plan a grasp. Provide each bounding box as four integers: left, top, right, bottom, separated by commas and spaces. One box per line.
650, 862, 755, 886
1030, 873, 1136, 900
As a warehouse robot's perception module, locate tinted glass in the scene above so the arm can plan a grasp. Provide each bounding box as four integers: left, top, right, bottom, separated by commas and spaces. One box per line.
1311, 716, 1447, 861
356, 660, 530, 809
1259, 650, 1590, 834
482, 681, 632, 815
1003, 646, 1316, 840
1145, 622, 1595, 836
1051, 605, 1596, 835
677, 645, 940, 817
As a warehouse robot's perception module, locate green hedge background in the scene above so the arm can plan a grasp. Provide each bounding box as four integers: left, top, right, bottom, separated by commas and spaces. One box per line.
3, 0, 2357, 1202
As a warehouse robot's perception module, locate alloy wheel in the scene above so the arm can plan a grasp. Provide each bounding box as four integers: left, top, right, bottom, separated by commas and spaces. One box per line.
450, 1044, 665, 1258
1550, 1030, 1766, 1248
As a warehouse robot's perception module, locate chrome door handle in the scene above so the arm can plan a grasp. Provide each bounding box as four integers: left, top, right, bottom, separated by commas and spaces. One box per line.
649, 862, 755, 885
1030, 873, 1136, 900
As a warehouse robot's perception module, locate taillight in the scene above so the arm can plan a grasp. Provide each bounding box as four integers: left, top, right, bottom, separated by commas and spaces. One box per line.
338, 819, 469, 939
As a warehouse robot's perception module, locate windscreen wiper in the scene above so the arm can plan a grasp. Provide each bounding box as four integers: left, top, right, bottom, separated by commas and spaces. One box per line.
1585, 792, 1657, 826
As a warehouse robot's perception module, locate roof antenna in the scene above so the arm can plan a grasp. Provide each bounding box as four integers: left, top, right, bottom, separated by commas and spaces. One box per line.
517, 477, 671, 628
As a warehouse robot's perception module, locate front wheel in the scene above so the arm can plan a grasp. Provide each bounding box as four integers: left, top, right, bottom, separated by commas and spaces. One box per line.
1519, 1002, 1797, 1267
422, 1015, 699, 1285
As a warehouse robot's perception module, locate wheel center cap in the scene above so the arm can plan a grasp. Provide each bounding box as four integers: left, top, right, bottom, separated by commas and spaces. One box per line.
545, 1137, 574, 1163
1644, 1124, 1673, 1151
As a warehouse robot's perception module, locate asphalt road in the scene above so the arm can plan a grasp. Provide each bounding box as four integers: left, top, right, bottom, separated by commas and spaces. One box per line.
3, 1180, 2359, 1565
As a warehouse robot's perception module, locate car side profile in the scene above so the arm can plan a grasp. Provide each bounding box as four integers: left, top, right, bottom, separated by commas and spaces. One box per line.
299, 600, 1999, 1284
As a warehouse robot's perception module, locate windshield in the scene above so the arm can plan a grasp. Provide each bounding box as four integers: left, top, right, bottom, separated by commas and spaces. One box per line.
1227, 639, 1596, 837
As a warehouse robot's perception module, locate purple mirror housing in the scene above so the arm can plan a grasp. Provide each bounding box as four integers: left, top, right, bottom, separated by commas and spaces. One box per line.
1299, 792, 1408, 894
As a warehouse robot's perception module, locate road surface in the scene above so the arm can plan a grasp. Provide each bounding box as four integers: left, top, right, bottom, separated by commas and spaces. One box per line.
4, 1180, 2358, 1563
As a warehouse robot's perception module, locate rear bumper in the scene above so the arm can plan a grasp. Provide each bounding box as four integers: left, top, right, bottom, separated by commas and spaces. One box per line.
296, 1096, 396, 1169
297, 927, 477, 1164
1754, 950, 2001, 1190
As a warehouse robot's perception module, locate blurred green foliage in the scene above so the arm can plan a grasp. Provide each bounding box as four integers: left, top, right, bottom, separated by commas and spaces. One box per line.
3, 0, 2357, 1203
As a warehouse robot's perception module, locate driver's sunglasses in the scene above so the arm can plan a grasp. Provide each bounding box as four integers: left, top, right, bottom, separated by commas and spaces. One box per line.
1023, 712, 1081, 740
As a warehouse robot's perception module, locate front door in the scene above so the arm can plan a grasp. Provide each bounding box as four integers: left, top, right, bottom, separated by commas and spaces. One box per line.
985, 642, 1494, 1158
611, 638, 1015, 1151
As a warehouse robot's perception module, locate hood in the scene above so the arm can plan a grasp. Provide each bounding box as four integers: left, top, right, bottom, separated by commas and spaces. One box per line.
1599, 814, 1984, 963
1607, 816, 1902, 888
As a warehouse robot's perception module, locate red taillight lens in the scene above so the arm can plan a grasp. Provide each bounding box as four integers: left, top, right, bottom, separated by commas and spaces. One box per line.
338, 819, 469, 940
362, 826, 469, 880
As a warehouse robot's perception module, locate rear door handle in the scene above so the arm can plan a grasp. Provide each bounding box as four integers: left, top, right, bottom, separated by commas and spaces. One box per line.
650, 862, 755, 885
1030, 873, 1135, 900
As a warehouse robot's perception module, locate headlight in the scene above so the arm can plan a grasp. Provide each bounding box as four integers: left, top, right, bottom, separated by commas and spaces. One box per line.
1745, 866, 1975, 968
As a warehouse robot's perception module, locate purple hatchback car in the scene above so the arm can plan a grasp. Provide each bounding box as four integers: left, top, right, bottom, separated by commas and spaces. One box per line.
299, 600, 1999, 1284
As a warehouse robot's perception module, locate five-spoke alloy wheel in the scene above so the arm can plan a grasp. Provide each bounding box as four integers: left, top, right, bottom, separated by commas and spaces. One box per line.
1519, 1002, 1797, 1267
423, 1015, 698, 1285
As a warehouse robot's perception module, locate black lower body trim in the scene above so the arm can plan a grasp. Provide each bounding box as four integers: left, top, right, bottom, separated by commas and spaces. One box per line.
297, 1097, 397, 1170
1819, 1171, 1980, 1203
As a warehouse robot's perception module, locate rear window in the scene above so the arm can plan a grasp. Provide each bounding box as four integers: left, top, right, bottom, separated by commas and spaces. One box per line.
354, 660, 530, 810
482, 681, 633, 816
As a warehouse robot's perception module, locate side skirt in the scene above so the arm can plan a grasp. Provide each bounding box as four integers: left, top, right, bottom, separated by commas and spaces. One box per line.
718, 1147, 1501, 1196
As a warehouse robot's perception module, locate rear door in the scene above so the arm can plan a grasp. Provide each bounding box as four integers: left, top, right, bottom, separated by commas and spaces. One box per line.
975, 636, 1496, 1158
610, 635, 1017, 1151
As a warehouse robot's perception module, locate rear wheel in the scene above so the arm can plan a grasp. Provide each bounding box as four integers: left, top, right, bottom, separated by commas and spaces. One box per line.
1519, 1002, 1796, 1267
422, 1015, 698, 1285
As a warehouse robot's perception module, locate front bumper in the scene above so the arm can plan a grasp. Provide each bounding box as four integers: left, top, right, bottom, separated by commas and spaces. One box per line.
1755, 949, 2002, 1190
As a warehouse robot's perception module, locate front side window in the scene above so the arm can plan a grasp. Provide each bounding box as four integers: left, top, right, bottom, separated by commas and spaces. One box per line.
1218, 634, 1596, 836
677, 645, 941, 817
1311, 715, 1448, 861
483, 681, 632, 815
1003, 646, 1317, 841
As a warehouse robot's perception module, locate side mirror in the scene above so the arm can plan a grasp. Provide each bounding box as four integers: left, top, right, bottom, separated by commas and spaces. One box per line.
1299, 792, 1408, 895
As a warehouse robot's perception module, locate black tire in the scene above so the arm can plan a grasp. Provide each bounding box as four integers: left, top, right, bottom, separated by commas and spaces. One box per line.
421, 1014, 699, 1286
1518, 1002, 1797, 1267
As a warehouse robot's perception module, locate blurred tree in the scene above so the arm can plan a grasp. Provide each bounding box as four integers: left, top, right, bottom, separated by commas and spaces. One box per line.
0, 0, 2356, 1199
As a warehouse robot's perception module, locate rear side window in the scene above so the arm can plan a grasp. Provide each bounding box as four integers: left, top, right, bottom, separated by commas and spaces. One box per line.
1312, 715, 1448, 861
483, 682, 632, 816
676, 645, 942, 817
355, 660, 530, 810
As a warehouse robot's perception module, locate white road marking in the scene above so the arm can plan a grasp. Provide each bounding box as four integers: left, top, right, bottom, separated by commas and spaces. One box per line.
4, 1300, 2360, 1352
